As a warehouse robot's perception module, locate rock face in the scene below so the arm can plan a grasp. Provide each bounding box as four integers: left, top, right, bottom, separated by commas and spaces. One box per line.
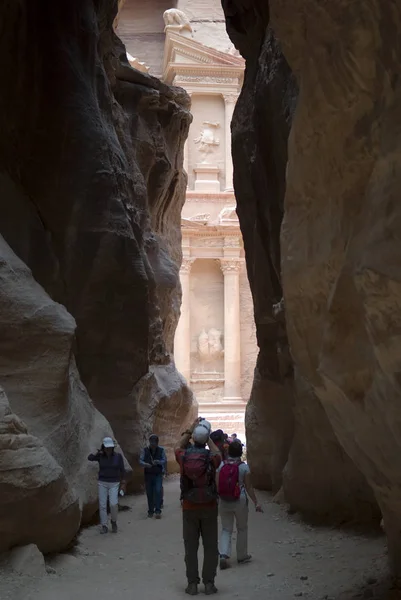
222, 1, 296, 494
0, 0, 194, 551
270, 0, 401, 571
0, 235, 118, 528
222, 0, 379, 524
0, 386, 80, 553
8, 544, 47, 577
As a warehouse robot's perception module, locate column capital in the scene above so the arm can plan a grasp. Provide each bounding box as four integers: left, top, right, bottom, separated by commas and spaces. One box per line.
222, 93, 238, 105
180, 257, 194, 273
218, 259, 242, 274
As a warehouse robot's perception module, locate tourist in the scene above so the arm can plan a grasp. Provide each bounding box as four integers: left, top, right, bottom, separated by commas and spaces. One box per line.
230, 432, 241, 444
210, 429, 229, 460
139, 434, 167, 519
175, 417, 222, 596
217, 440, 263, 569
88, 437, 126, 534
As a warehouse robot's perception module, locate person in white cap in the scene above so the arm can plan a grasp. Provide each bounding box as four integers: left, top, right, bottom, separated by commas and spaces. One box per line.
88, 437, 126, 534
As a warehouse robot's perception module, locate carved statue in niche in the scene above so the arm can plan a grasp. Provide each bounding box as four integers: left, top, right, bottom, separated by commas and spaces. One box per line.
163, 9, 193, 35
197, 328, 223, 369
208, 328, 223, 357
194, 122, 220, 163
198, 329, 209, 360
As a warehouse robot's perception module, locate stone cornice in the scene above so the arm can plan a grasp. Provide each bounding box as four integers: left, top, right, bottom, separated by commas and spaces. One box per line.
181, 222, 240, 236
186, 191, 235, 202
162, 29, 244, 85
165, 31, 244, 68
167, 64, 244, 86
186, 191, 235, 197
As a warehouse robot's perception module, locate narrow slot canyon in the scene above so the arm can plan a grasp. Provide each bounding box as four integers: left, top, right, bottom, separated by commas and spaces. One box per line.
1, 1, 401, 599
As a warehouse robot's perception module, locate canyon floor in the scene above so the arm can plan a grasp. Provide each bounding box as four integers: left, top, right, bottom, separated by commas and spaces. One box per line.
0, 477, 398, 600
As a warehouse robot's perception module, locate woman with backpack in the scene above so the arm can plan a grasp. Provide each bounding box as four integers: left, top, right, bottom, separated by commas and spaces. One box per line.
216, 440, 263, 569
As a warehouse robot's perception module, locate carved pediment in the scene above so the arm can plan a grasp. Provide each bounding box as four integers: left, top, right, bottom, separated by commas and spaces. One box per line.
162, 29, 244, 85
181, 218, 208, 230
188, 213, 211, 224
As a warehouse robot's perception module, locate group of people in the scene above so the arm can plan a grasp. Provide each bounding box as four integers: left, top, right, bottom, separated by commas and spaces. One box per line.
88, 419, 262, 595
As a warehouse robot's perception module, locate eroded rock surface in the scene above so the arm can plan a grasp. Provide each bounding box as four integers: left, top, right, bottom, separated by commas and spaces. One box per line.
0, 235, 123, 524
270, 0, 401, 571
0, 386, 80, 553
0, 0, 194, 551
222, 0, 378, 523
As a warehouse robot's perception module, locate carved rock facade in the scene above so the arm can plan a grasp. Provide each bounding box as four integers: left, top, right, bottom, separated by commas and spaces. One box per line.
0, 0, 195, 551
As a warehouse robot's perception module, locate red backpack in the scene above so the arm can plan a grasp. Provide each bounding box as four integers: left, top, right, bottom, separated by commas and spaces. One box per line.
181, 447, 217, 504
218, 461, 242, 501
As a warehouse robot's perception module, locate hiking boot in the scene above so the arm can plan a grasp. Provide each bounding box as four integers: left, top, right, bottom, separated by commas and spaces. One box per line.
100, 525, 108, 534
185, 583, 198, 596
238, 554, 252, 564
204, 583, 218, 595
155, 513, 162, 520
111, 520, 118, 533
219, 555, 229, 570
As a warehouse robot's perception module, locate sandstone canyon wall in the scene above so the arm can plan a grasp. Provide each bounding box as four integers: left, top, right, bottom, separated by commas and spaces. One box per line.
0, 0, 194, 552
269, 0, 401, 573
222, 0, 380, 525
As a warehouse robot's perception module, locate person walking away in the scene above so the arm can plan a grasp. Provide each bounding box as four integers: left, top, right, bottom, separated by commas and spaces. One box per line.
210, 430, 229, 460
230, 433, 242, 445
175, 417, 222, 596
139, 434, 166, 519
217, 440, 263, 569
88, 437, 126, 534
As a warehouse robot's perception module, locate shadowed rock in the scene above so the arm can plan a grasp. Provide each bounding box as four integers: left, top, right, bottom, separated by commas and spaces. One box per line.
222, 0, 379, 525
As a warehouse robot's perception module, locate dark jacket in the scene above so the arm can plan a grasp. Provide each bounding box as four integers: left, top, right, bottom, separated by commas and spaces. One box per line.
139, 446, 167, 476
88, 451, 125, 482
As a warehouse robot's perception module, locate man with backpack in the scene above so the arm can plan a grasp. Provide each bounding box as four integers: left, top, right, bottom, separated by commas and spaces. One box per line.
175, 417, 222, 596
216, 440, 263, 570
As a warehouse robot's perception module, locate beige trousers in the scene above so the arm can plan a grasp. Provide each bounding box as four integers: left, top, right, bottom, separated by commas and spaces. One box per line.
219, 495, 249, 561
98, 481, 119, 526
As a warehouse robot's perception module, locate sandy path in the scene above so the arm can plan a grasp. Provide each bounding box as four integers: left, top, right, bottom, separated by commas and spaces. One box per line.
0, 477, 394, 600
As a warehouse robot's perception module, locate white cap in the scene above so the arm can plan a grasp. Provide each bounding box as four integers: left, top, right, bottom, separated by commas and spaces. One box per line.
193, 425, 209, 445
198, 419, 211, 433
102, 437, 115, 448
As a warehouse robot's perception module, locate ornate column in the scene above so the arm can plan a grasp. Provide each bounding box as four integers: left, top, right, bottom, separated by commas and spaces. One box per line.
219, 259, 242, 400
174, 258, 194, 383
223, 94, 238, 192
